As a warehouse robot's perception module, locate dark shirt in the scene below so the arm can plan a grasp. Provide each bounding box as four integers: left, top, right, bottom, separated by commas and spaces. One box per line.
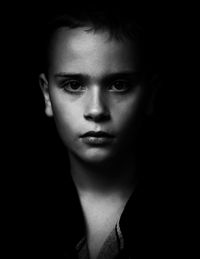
76, 220, 124, 259
59, 176, 174, 258
16, 145, 176, 258
11, 162, 177, 258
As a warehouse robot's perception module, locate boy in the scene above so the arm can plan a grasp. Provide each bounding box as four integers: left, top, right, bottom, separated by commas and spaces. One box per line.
38, 7, 166, 259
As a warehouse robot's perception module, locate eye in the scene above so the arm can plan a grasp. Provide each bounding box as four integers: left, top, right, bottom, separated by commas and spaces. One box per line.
109, 80, 130, 92
61, 80, 85, 93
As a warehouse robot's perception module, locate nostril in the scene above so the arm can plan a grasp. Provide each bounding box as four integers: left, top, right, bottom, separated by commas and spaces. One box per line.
84, 111, 110, 122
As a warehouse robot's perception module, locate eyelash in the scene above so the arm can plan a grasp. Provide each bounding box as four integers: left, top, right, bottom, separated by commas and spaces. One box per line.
59, 79, 136, 94
60, 80, 85, 93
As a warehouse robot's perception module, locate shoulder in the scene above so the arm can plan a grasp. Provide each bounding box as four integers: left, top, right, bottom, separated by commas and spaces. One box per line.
119, 182, 177, 258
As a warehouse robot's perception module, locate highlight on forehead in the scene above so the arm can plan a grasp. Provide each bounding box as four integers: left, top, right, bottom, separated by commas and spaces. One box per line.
44, 10, 144, 63
41, 8, 146, 75
46, 31, 144, 76
47, 26, 144, 78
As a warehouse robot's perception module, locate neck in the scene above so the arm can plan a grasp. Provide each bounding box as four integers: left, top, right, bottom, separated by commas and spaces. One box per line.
69, 154, 136, 258
69, 151, 137, 199
69, 152, 137, 259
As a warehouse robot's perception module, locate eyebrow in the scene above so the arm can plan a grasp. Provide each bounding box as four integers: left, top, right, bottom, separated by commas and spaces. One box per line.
54, 71, 143, 81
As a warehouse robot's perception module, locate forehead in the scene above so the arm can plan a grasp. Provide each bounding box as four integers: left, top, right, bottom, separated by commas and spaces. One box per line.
48, 27, 142, 76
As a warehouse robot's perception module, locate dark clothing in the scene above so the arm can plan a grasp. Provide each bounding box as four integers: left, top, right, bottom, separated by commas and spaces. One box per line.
7, 153, 180, 259
34, 173, 175, 258
76, 221, 124, 259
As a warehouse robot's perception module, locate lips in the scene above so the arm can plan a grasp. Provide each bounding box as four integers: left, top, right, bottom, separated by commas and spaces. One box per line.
80, 131, 114, 138
80, 131, 115, 145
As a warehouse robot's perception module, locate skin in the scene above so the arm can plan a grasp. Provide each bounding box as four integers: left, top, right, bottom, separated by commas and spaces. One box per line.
39, 26, 153, 259
40, 27, 148, 167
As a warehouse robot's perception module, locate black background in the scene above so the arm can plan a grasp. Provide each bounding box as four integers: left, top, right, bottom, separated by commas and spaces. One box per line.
3, 2, 190, 257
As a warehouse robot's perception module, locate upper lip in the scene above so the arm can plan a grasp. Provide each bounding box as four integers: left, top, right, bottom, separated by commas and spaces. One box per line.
80, 131, 115, 138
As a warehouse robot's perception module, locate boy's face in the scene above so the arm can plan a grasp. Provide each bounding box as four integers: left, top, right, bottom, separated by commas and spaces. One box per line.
40, 27, 148, 164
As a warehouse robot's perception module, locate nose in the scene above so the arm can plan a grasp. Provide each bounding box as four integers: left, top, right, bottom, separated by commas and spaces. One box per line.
84, 86, 110, 122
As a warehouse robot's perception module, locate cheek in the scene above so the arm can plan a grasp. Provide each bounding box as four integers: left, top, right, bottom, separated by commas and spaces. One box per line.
50, 95, 81, 141
112, 92, 144, 133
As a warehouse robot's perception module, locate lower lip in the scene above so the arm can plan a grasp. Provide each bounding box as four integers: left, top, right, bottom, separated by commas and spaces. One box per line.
81, 136, 114, 145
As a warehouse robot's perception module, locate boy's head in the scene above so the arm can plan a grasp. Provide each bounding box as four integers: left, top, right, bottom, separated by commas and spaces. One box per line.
39, 8, 157, 165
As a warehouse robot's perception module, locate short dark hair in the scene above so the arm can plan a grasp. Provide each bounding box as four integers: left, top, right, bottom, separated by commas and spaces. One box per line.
46, 9, 144, 40
37, 6, 159, 77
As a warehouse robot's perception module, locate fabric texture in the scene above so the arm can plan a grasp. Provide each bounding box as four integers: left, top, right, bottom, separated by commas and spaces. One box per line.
76, 221, 125, 259
29, 164, 174, 258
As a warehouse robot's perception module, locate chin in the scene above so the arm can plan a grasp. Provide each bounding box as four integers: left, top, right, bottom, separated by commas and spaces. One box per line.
78, 147, 116, 164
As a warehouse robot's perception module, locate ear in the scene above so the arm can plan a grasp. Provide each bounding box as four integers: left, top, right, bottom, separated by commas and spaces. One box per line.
39, 73, 53, 117
145, 73, 161, 116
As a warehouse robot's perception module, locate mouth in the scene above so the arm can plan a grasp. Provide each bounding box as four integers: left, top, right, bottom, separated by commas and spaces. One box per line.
80, 131, 115, 145
80, 131, 114, 138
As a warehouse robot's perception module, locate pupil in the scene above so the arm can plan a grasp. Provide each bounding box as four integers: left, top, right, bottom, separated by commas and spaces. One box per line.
71, 81, 80, 89
115, 81, 125, 90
